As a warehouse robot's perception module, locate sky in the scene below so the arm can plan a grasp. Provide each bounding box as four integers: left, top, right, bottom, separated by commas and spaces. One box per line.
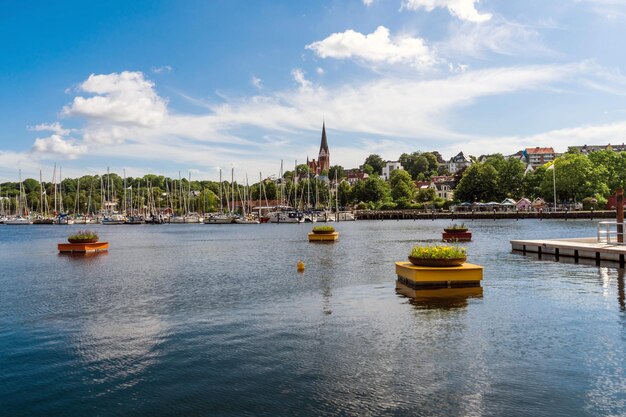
2, 0, 626, 182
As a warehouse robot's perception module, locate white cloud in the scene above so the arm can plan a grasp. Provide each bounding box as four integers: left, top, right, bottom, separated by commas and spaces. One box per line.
209, 63, 590, 142
62, 71, 168, 127
151, 65, 173, 74
363, 0, 375, 5
30, 134, 87, 159
438, 18, 549, 59
402, 0, 492, 23
291, 68, 312, 89
9, 61, 625, 180
29, 122, 72, 136
251, 76, 263, 89
449, 121, 626, 159
306, 26, 436, 69
316, 67, 325, 75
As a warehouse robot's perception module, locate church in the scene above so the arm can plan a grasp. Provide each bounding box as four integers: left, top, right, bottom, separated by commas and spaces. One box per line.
307, 123, 330, 176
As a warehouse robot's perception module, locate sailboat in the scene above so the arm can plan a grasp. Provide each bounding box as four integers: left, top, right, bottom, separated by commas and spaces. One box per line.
73, 177, 92, 224
234, 174, 259, 224
5, 170, 33, 225
55, 167, 74, 224
267, 160, 304, 224
204, 168, 234, 224
102, 167, 125, 225
33, 169, 54, 224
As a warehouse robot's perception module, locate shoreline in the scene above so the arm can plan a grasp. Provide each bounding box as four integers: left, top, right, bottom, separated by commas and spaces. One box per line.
354, 210, 615, 221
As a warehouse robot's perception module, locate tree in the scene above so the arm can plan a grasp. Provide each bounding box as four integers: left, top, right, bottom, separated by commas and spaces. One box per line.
454, 164, 499, 202
328, 165, 345, 181
497, 158, 525, 199
390, 169, 415, 202
363, 154, 385, 175
295, 164, 310, 178
540, 153, 609, 202
416, 187, 436, 202
352, 176, 390, 204
337, 181, 352, 207
522, 166, 545, 199
362, 164, 374, 175
398, 152, 436, 179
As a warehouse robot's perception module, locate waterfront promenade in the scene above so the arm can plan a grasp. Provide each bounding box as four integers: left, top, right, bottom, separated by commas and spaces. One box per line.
355, 209, 614, 220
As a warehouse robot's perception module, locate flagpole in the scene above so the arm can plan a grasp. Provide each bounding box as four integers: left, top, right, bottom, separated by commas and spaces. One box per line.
552, 162, 557, 212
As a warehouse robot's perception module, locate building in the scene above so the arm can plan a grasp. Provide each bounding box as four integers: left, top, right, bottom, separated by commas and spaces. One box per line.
307, 123, 330, 176
571, 143, 626, 154
382, 161, 403, 181
434, 183, 454, 201
345, 169, 369, 185
524, 147, 556, 168
448, 152, 471, 174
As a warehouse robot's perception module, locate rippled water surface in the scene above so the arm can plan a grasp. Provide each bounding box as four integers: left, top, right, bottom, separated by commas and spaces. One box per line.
0, 219, 625, 416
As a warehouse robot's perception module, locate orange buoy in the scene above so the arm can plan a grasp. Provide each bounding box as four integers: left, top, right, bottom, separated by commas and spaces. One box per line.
297, 260, 305, 272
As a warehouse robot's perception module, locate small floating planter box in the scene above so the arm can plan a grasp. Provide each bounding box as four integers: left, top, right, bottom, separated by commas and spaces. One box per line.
398, 245, 482, 288
58, 241, 109, 253
442, 225, 472, 242
396, 262, 483, 288
309, 226, 339, 242
59, 231, 108, 253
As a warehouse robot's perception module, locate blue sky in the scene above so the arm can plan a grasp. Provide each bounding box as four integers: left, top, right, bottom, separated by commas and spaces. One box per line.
3, 0, 626, 181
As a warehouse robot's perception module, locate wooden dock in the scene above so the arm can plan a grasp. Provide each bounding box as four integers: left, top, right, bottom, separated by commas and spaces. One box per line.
511, 238, 626, 267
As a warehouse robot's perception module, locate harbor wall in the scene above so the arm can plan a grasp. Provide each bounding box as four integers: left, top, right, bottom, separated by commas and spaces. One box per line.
354, 210, 616, 221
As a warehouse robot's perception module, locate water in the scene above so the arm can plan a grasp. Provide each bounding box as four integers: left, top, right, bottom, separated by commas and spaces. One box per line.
0, 220, 624, 416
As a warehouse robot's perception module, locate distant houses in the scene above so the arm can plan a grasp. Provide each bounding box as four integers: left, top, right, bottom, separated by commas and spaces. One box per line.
570, 143, 626, 154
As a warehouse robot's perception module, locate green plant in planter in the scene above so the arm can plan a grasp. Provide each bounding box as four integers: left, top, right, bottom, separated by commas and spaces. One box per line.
443, 223, 467, 233
409, 245, 466, 259
68, 230, 99, 242
312, 225, 335, 233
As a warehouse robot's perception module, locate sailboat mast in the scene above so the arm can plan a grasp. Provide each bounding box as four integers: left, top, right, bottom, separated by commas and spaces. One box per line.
53, 164, 57, 215
39, 170, 43, 216
123, 169, 127, 214
280, 160, 284, 206
58, 167, 62, 214
219, 169, 223, 213
231, 167, 234, 215
75, 178, 80, 215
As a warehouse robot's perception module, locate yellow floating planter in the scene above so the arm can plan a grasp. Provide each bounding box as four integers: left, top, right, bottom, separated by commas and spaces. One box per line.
395, 261, 483, 288
308, 232, 339, 242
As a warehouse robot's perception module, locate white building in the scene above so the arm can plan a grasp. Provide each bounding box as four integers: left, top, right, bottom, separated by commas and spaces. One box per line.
448, 152, 471, 174
382, 161, 403, 181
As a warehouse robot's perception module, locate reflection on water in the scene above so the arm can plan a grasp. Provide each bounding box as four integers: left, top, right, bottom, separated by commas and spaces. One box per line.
58, 251, 109, 260
74, 316, 166, 389
395, 281, 483, 310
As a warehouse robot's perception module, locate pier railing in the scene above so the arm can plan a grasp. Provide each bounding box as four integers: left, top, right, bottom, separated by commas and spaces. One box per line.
597, 221, 626, 244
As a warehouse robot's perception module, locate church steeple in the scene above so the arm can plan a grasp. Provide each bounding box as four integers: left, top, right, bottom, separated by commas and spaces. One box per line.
319, 122, 329, 155
317, 122, 330, 174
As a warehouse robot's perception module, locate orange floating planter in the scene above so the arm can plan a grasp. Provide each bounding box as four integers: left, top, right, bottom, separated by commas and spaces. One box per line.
442, 231, 472, 242
58, 241, 109, 253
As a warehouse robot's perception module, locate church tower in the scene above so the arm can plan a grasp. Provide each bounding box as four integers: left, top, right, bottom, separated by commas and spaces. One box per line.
318, 122, 330, 174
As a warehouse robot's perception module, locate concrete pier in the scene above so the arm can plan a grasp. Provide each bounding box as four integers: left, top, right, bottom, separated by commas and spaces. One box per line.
511, 238, 626, 267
